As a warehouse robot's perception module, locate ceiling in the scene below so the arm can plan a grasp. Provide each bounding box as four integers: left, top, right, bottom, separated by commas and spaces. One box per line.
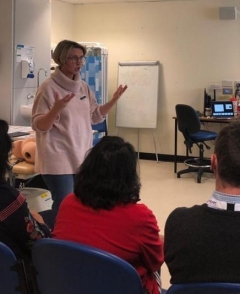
55, 0, 194, 5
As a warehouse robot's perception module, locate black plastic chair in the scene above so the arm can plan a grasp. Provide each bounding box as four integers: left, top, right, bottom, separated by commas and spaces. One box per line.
32, 238, 144, 294
0, 241, 30, 294
166, 282, 240, 294
92, 120, 107, 146
175, 104, 217, 183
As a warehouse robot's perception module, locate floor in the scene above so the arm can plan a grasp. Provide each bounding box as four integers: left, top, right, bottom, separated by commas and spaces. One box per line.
138, 159, 215, 290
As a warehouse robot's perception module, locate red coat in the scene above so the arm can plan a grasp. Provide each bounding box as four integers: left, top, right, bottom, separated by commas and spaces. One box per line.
52, 193, 164, 293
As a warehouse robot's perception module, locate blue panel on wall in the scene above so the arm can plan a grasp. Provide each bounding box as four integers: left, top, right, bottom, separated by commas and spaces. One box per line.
79, 44, 108, 143
80, 56, 102, 105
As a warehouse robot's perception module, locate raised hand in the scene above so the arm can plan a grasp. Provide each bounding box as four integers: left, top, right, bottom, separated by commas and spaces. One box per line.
52, 91, 75, 112
112, 85, 128, 102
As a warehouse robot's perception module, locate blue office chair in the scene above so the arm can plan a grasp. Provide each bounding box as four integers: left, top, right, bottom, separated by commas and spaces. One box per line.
92, 119, 107, 146
175, 104, 217, 183
0, 241, 29, 294
32, 238, 144, 294
166, 282, 240, 294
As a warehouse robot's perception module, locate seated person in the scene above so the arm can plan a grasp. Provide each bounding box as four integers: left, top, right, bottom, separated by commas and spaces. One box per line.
52, 136, 164, 294
0, 119, 51, 264
164, 121, 240, 284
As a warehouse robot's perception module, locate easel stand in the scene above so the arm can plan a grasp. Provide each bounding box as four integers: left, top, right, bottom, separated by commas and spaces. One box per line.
117, 128, 159, 163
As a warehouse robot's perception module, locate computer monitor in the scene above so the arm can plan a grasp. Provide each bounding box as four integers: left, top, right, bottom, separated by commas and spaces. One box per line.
211, 101, 234, 119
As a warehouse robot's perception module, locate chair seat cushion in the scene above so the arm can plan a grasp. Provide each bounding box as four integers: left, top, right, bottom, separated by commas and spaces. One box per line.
190, 130, 217, 142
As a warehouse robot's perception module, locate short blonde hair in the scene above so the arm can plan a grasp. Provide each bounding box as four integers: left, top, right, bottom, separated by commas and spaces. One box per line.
52, 40, 87, 66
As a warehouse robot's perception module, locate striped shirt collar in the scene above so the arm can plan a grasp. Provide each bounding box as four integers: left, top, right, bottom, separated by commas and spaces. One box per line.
207, 190, 240, 211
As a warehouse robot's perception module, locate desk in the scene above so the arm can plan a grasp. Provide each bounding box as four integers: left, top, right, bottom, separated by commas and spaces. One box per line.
173, 116, 239, 173
7, 126, 36, 186
8, 156, 37, 187
8, 125, 35, 140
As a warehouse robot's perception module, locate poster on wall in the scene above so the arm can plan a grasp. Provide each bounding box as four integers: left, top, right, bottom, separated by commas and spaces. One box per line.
16, 44, 34, 63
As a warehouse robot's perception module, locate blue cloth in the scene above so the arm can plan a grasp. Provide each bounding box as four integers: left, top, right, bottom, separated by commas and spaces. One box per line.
42, 174, 75, 211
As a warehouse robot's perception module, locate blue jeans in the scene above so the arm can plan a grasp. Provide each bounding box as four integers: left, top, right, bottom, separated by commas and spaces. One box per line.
42, 174, 75, 211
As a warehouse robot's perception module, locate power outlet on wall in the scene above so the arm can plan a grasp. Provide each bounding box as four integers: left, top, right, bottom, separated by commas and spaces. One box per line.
222, 80, 233, 88
209, 83, 222, 89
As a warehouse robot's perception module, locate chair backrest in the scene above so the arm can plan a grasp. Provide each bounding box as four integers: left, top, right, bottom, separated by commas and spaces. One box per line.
175, 104, 200, 135
92, 119, 107, 133
0, 241, 28, 294
166, 283, 240, 294
92, 120, 108, 146
32, 238, 143, 294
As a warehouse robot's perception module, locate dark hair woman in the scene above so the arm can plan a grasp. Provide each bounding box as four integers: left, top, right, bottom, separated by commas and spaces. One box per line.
0, 119, 52, 290
0, 119, 12, 179
0, 119, 51, 258
53, 136, 164, 294
74, 135, 141, 210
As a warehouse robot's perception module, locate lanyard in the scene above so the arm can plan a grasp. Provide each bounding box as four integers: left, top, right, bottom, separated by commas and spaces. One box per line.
207, 196, 240, 211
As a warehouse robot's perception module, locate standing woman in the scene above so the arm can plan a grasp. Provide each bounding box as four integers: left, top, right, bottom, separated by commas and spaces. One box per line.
32, 40, 127, 211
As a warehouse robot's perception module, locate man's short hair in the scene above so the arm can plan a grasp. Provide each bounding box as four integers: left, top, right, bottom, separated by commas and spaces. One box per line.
214, 121, 240, 186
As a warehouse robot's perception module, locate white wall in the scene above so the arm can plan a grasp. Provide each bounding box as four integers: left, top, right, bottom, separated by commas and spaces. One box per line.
0, 1, 14, 123
51, 0, 240, 157
51, 0, 74, 45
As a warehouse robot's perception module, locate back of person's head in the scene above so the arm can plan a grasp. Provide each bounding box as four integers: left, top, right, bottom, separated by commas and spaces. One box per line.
52, 40, 87, 66
214, 121, 240, 187
74, 136, 141, 210
0, 119, 12, 180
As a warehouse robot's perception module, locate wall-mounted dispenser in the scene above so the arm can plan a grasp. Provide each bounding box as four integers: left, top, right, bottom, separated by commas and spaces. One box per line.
21, 59, 34, 78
